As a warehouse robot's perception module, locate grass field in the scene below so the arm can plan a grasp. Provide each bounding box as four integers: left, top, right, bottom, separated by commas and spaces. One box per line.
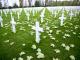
0, 7, 80, 60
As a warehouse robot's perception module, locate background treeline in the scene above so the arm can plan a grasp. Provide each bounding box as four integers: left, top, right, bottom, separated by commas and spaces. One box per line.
0, 0, 80, 9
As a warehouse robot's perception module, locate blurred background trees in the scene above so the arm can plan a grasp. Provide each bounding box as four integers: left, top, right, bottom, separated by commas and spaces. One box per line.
0, 0, 80, 9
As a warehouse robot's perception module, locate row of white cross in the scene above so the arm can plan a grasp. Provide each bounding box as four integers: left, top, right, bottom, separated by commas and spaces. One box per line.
0, 10, 74, 43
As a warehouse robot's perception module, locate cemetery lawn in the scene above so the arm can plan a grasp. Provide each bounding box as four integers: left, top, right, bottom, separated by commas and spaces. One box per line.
0, 8, 80, 60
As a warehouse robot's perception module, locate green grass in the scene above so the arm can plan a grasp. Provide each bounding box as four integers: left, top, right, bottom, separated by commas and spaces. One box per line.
0, 8, 80, 60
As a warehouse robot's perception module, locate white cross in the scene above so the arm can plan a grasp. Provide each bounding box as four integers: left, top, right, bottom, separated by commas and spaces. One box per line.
10, 17, 16, 33
40, 12, 44, 23
26, 12, 30, 21
32, 9, 35, 16
69, 11, 74, 20
59, 13, 66, 26
10, 12, 13, 18
0, 10, 2, 16
17, 12, 20, 20
0, 16, 3, 27
32, 21, 44, 43
54, 11, 57, 17
3, 10, 7, 17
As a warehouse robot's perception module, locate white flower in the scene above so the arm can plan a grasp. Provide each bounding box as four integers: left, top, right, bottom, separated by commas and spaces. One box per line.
4, 40, 9, 43
64, 34, 70, 37
56, 30, 61, 34
51, 37, 55, 40
48, 33, 52, 36
63, 36, 66, 38
46, 31, 49, 33
61, 43, 66, 47
19, 51, 26, 56
53, 57, 59, 60
43, 36, 46, 38
3, 33, 7, 36
46, 26, 50, 30
37, 48, 41, 52
73, 32, 76, 35
13, 58, 16, 60
51, 43, 55, 48
70, 44, 75, 48
18, 57, 23, 60
49, 30, 53, 33
22, 43, 26, 46
65, 46, 70, 51
54, 26, 58, 28
54, 49, 60, 53
32, 44, 36, 50
10, 42, 14, 45
69, 55, 75, 60
27, 56, 33, 60
50, 35, 53, 38
36, 52, 45, 59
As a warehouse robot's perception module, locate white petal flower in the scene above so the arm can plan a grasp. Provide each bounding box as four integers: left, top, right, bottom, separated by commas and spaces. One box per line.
43, 36, 46, 38
51, 37, 56, 40
48, 34, 52, 36
18, 57, 23, 60
54, 49, 60, 53
46, 26, 50, 30
72, 32, 76, 35
53, 57, 59, 60
49, 30, 53, 33
13, 58, 16, 60
32, 44, 36, 50
64, 34, 70, 37
50, 36, 53, 38
4, 40, 9, 43
56, 30, 61, 34
36, 52, 45, 59
37, 48, 41, 52
70, 55, 75, 60
19, 51, 26, 56
22, 43, 26, 46
61, 43, 66, 47
70, 44, 75, 48
10, 42, 14, 46
63, 36, 66, 39
65, 46, 70, 51
27, 56, 33, 60
51, 43, 55, 48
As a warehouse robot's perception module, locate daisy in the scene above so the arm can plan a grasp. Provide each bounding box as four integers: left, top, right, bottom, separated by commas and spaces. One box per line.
65, 46, 70, 51
70, 44, 75, 48
51, 43, 55, 48
19, 51, 26, 56
32, 44, 36, 50
27, 56, 33, 60
18, 57, 23, 60
69, 55, 75, 60
54, 49, 60, 53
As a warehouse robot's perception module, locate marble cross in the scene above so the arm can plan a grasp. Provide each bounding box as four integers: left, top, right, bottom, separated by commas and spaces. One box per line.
40, 12, 44, 23
32, 9, 35, 16
69, 11, 74, 20
59, 13, 66, 26
54, 11, 57, 17
0, 16, 3, 27
0, 10, 2, 16
10, 12, 12, 18
17, 12, 20, 20
10, 17, 16, 33
32, 21, 44, 43
26, 12, 30, 21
